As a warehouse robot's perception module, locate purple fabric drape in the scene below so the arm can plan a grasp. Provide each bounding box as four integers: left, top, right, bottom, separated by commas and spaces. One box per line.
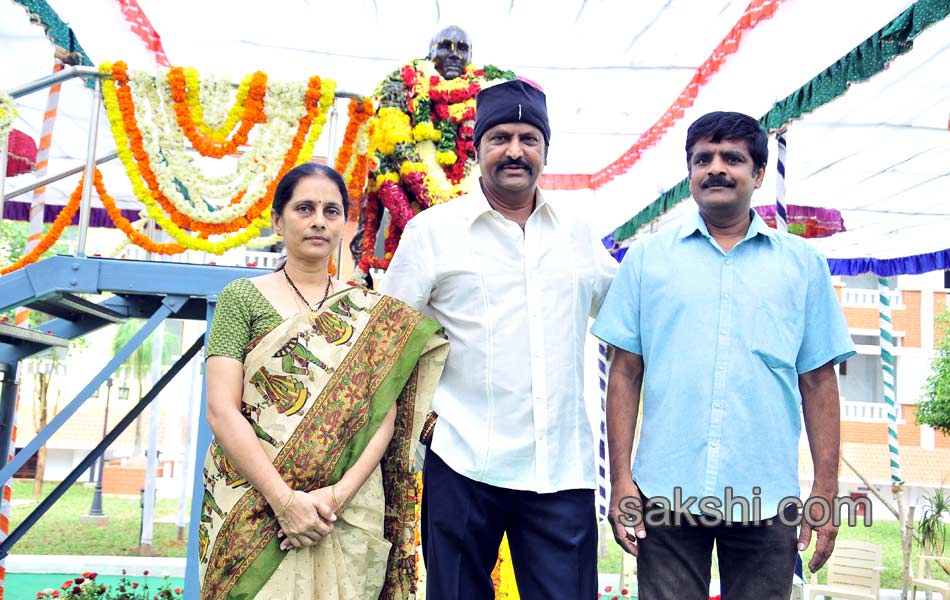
1, 199, 141, 228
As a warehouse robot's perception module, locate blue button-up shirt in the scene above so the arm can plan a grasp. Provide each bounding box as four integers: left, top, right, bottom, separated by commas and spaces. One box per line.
591, 210, 855, 520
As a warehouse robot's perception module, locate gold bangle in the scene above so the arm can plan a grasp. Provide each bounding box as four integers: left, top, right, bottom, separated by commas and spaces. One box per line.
275, 490, 295, 519
331, 484, 345, 515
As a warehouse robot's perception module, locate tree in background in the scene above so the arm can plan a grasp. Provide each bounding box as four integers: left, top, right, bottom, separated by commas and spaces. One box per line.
917, 486, 950, 581
0, 220, 71, 321
111, 321, 181, 456
30, 336, 87, 495
918, 310, 950, 436
30, 347, 63, 496
4, 218, 80, 495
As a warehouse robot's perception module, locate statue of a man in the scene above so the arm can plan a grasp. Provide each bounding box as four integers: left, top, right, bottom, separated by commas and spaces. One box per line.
350, 27, 514, 281
428, 26, 472, 80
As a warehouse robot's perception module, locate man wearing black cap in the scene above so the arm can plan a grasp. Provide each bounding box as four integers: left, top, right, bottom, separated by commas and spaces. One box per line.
382, 79, 616, 598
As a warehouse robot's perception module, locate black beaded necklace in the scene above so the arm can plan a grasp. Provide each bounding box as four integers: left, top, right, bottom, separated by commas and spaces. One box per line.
283, 267, 332, 312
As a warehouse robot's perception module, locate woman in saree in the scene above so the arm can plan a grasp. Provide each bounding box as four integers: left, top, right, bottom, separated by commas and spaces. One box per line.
199, 162, 448, 600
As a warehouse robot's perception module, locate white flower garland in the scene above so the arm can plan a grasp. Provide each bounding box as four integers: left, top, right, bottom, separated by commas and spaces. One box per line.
126, 70, 307, 223
197, 75, 233, 131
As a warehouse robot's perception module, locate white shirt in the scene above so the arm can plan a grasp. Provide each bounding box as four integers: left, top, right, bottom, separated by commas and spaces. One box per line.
380, 186, 617, 492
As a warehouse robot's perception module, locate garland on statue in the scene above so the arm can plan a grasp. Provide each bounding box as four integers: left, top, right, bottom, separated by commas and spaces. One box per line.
357, 60, 514, 273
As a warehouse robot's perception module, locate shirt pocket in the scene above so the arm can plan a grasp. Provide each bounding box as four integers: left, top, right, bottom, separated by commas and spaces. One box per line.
750, 301, 803, 371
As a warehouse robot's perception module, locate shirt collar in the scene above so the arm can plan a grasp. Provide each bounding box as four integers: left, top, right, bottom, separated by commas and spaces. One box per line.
677, 208, 776, 242
465, 180, 558, 226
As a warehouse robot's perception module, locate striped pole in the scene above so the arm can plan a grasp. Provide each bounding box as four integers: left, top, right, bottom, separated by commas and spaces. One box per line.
596, 342, 611, 522
0, 63, 63, 598
879, 277, 902, 485
775, 131, 788, 232
16, 60, 63, 329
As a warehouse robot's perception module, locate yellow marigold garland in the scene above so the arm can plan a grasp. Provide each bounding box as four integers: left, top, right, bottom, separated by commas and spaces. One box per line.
100, 61, 336, 253
371, 107, 412, 155
93, 168, 187, 255
184, 67, 253, 143
168, 66, 268, 158
297, 81, 337, 164
357, 60, 514, 273
130, 69, 302, 213
102, 63, 266, 239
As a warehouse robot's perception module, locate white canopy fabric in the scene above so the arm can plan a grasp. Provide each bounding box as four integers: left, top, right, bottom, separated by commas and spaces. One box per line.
2, 0, 948, 266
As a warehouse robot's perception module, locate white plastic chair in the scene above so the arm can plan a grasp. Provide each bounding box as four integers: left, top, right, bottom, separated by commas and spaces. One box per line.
910, 554, 950, 599
803, 540, 884, 600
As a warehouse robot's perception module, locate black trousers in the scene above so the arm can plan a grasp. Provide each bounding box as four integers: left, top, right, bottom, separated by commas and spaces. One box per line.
637, 504, 799, 600
422, 450, 598, 600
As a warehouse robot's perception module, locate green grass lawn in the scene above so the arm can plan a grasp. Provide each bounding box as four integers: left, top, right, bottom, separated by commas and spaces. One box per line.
804, 519, 950, 589
9, 479, 949, 591
8, 480, 188, 557
597, 519, 950, 590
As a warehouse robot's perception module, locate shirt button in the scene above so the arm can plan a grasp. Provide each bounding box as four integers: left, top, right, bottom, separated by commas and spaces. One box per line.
723, 293, 730, 300
720, 329, 727, 335
724, 259, 732, 265
710, 441, 719, 448
718, 365, 725, 371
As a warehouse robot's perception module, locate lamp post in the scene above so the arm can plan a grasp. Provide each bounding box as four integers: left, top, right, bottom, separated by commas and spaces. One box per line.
87, 377, 112, 517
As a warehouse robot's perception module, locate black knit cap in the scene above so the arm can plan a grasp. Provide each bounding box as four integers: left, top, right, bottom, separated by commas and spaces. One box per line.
473, 79, 551, 148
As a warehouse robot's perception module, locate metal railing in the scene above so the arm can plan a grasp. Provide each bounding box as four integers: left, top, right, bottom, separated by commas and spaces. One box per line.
122, 245, 282, 269
841, 400, 902, 423
841, 288, 905, 309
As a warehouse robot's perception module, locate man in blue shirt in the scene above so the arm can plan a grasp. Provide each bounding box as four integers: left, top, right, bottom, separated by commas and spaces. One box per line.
592, 112, 855, 600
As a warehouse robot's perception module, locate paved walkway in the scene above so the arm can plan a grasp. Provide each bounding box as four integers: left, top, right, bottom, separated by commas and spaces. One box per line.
5, 554, 186, 577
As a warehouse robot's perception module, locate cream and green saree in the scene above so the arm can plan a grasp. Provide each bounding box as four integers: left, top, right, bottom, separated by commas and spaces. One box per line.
199, 287, 448, 600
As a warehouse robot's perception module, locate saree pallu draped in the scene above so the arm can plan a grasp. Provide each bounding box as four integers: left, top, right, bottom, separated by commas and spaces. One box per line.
199, 288, 448, 600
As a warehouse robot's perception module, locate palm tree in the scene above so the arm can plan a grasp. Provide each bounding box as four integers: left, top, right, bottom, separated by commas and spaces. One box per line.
917, 486, 950, 581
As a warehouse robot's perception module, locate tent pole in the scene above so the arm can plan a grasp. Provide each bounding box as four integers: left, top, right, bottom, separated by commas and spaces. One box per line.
0, 142, 8, 222
75, 81, 101, 257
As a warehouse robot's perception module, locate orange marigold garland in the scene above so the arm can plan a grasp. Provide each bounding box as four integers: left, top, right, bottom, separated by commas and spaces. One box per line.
0, 167, 188, 275
111, 61, 270, 235
1, 179, 82, 274
356, 61, 515, 278
167, 66, 268, 158
93, 168, 186, 255
333, 97, 375, 221
105, 61, 330, 251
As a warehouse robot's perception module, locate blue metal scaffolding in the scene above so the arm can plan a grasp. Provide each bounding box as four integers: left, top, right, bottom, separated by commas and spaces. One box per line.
0, 255, 261, 596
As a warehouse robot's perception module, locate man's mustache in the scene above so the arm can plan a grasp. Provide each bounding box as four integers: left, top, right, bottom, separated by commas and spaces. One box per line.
701, 175, 735, 189
497, 159, 532, 173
